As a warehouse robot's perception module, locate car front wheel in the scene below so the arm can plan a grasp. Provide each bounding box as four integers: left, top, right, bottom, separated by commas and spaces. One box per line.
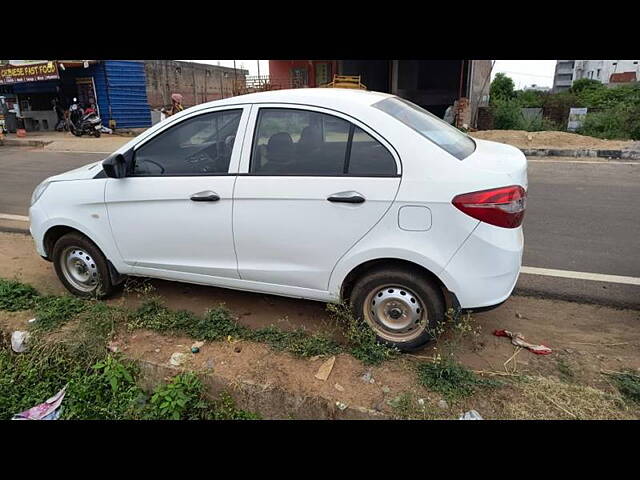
350, 267, 445, 351
52, 232, 116, 298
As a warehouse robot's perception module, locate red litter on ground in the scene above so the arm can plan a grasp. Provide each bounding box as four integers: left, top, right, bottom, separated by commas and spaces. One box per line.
493, 329, 552, 355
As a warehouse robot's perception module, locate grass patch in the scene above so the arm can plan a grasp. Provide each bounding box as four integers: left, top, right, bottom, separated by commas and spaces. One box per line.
0, 335, 259, 420
32, 295, 89, 331
128, 299, 249, 340
556, 357, 576, 383
416, 355, 502, 399
2, 279, 402, 368
504, 375, 633, 420
129, 298, 341, 358
387, 392, 439, 420
249, 326, 342, 358
327, 303, 398, 365
608, 370, 640, 405
0, 278, 39, 311
146, 372, 260, 420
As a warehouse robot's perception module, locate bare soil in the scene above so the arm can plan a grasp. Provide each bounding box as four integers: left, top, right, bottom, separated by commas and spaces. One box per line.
470, 130, 636, 150
2, 231, 639, 419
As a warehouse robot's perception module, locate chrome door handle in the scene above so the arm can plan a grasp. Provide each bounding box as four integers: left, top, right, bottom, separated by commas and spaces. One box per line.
327, 191, 366, 204
190, 190, 220, 202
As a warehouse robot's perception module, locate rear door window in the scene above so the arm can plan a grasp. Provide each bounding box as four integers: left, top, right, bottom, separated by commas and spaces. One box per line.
250, 108, 397, 176
347, 127, 397, 176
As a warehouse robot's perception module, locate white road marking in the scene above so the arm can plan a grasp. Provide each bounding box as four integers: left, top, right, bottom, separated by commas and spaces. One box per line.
521, 266, 640, 286
0, 213, 29, 222
528, 159, 639, 165
40, 150, 112, 154
1, 212, 637, 286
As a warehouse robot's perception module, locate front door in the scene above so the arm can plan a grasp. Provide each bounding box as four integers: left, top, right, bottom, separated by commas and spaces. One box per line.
233, 105, 401, 292
105, 107, 248, 280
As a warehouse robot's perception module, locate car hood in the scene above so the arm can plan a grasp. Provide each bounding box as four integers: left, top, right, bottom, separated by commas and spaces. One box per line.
47, 160, 104, 182
464, 138, 528, 189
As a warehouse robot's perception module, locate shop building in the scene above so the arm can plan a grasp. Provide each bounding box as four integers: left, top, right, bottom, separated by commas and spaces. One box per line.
0, 60, 152, 132
267, 60, 492, 126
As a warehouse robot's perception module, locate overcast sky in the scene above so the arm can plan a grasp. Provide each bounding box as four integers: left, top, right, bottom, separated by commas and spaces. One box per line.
491, 60, 556, 89
185, 60, 558, 89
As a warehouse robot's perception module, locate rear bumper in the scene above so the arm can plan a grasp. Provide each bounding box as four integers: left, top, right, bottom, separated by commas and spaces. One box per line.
439, 222, 523, 309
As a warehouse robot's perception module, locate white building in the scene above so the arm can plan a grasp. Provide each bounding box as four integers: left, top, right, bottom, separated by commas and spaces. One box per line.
523, 84, 551, 92
553, 60, 640, 92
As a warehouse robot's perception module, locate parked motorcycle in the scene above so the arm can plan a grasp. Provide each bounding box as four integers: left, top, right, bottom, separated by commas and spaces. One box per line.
68, 98, 103, 137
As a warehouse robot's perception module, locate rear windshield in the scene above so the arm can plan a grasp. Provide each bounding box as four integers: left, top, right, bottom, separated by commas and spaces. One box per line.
373, 97, 476, 160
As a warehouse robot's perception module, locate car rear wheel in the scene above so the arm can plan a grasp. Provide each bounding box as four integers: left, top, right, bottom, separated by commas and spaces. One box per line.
52, 232, 116, 298
350, 267, 445, 351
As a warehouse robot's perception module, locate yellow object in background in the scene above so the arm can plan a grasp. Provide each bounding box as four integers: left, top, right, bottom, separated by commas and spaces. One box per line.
322, 75, 367, 90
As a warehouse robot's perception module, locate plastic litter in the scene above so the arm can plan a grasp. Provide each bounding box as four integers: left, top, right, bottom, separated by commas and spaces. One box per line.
169, 352, 187, 366
12, 385, 67, 420
11, 331, 30, 353
494, 329, 552, 355
459, 410, 483, 420
359, 370, 375, 384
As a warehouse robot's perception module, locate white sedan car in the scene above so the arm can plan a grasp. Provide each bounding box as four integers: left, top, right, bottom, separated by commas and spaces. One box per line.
29, 88, 527, 351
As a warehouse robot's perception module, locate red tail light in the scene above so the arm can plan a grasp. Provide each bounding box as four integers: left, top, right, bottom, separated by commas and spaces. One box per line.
452, 185, 526, 228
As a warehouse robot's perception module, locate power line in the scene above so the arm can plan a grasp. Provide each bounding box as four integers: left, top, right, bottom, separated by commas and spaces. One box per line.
496, 70, 554, 79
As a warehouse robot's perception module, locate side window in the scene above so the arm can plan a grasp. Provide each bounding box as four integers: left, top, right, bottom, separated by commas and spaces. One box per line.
251, 109, 350, 175
250, 108, 397, 176
348, 127, 397, 176
133, 109, 242, 176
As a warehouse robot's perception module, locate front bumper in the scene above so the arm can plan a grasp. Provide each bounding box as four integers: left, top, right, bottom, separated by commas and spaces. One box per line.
29, 204, 48, 258
439, 222, 523, 309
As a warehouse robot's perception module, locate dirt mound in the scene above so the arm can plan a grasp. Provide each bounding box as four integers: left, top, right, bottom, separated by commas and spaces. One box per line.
470, 130, 636, 150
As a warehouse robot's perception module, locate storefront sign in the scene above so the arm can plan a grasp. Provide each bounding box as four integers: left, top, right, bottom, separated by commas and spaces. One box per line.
0, 61, 59, 85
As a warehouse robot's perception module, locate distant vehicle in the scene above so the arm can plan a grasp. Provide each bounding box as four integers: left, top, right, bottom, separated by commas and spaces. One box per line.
29, 89, 527, 351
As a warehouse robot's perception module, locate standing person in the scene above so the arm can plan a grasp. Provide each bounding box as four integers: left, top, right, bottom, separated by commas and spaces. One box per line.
170, 93, 184, 116
53, 86, 69, 131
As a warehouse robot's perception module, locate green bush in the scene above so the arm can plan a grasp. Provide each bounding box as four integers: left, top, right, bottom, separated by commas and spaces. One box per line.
578, 103, 640, 140
610, 370, 640, 404
416, 356, 501, 399
515, 89, 545, 108
0, 278, 39, 311
249, 326, 342, 358
490, 73, 516, 104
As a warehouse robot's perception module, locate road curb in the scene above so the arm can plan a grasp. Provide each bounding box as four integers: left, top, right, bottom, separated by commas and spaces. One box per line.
135, 358, 388, 420
521, 148, 640, 160
0, 138, 52, 148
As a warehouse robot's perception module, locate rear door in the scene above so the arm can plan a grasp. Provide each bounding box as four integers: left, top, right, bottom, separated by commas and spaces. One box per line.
232, 104, 401, 291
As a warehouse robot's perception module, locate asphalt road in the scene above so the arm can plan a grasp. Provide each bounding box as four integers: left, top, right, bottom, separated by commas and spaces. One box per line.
0, 147, 638, 308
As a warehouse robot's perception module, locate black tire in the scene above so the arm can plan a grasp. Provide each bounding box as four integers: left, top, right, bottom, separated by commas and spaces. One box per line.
52, 232, 117, 299
350, 266, 445, 352
93, 129, 101, 138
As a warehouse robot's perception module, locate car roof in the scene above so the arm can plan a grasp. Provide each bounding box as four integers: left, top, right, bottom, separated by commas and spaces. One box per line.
190, 88, 394, 110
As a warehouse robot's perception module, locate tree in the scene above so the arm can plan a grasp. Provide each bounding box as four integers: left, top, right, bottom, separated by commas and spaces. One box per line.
570, 78, 603, 95
490, 73, 515, 105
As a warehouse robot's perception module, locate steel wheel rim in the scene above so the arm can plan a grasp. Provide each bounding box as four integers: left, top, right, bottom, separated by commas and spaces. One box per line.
59, 246, 99, 293
363, 285, 427, 342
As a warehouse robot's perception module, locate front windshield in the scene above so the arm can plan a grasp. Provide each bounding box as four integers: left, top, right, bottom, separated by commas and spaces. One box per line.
373, 96, 476, 160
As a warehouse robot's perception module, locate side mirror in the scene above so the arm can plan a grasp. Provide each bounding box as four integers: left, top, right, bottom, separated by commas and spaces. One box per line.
102, 149, 133, 178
